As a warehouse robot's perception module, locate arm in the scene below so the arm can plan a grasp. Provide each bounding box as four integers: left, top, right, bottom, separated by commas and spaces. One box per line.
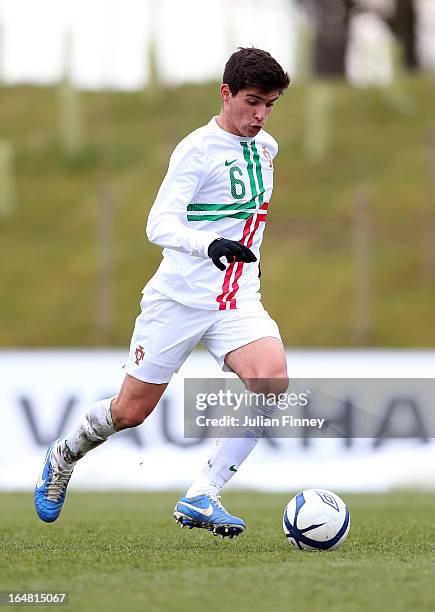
146, 141, 221, 258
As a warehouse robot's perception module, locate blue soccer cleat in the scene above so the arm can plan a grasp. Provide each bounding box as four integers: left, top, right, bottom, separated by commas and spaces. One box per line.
174, 494, 246, 539
34, 440, 74, 523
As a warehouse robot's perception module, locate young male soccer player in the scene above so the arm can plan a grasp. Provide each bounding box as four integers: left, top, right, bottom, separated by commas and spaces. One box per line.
34, 47, 290, 538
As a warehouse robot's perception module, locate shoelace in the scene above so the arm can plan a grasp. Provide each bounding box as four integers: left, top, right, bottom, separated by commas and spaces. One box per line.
206, 494, 226, 513
46, 464, 73, 502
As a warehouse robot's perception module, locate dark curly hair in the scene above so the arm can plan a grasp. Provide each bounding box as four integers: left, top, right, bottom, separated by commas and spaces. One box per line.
223, 47, 290, 96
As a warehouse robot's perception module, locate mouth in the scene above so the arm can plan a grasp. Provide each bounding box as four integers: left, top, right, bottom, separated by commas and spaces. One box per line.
241, 125, 262, 137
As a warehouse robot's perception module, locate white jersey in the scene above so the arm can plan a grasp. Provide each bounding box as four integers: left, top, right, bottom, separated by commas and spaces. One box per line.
145, 116, 278, 310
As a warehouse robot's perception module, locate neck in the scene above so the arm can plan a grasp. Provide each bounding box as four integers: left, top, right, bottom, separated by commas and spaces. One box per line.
216, 112, 242, 137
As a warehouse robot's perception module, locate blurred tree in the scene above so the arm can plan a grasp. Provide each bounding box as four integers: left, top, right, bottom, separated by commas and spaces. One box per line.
298, 0, 419, 76
384, 0, 417, 69
299, 0, 356, 76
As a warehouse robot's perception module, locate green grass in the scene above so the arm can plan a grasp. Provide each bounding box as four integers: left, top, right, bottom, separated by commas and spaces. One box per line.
1, 492, 434, 611
0, 77, 435, 347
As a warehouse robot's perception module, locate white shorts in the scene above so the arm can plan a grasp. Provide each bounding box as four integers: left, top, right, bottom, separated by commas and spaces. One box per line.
125, 287, 282, 384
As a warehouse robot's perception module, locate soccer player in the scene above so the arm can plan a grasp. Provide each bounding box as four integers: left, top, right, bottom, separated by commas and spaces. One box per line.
34, 47, 290, 538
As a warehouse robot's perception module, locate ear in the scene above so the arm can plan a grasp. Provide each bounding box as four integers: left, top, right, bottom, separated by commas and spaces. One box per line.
220, 83, 232, 102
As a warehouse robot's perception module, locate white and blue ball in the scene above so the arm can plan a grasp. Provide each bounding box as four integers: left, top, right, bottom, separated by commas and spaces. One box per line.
283, 489, 350, 551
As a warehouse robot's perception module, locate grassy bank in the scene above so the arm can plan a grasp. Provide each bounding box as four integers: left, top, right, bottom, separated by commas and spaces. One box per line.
1, 77, 434, 346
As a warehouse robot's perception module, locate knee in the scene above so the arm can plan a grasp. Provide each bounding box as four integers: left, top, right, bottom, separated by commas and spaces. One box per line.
245, 371, 289, 397
111, 397, 155, 430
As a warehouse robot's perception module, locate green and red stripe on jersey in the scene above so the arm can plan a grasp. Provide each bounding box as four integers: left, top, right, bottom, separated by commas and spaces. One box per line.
186, 140, 266, 222
215, 140, 268, 310
216, 201, 269, 310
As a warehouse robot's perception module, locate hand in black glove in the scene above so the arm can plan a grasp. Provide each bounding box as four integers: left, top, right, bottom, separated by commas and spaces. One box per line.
208, 238, 257, 271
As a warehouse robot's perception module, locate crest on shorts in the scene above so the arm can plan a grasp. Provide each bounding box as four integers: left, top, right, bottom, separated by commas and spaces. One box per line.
262, 146, 273, 168
134, 345, 145, 365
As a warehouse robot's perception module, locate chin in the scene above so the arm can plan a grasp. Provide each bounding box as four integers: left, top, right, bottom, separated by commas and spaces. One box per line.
239, 127, 256, 137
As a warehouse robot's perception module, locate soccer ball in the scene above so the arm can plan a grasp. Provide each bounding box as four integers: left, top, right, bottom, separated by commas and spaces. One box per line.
283, 488, 350, 551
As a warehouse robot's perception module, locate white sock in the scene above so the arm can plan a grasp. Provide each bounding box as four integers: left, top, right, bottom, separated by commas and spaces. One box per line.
186, 398, 277, 498
53, 397, 118, 468
186, 434, 260, 498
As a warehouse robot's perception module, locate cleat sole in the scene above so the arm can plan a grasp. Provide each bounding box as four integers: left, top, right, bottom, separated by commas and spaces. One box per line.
173, 510, 245, 538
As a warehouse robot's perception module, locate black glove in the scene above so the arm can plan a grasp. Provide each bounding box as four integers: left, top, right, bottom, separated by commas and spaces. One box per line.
208, 238, 257, 271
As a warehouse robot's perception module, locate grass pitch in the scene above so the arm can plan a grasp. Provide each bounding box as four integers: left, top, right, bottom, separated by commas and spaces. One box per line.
0, 492, 434, 612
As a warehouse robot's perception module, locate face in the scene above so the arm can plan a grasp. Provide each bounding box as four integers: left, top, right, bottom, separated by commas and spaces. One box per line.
220, 85, 280, 138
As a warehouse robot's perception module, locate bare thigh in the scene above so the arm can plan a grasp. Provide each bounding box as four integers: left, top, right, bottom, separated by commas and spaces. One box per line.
224, 336, 288, 395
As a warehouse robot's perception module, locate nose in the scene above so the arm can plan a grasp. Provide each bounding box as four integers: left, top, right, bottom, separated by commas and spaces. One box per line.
254, 106, 268, 124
